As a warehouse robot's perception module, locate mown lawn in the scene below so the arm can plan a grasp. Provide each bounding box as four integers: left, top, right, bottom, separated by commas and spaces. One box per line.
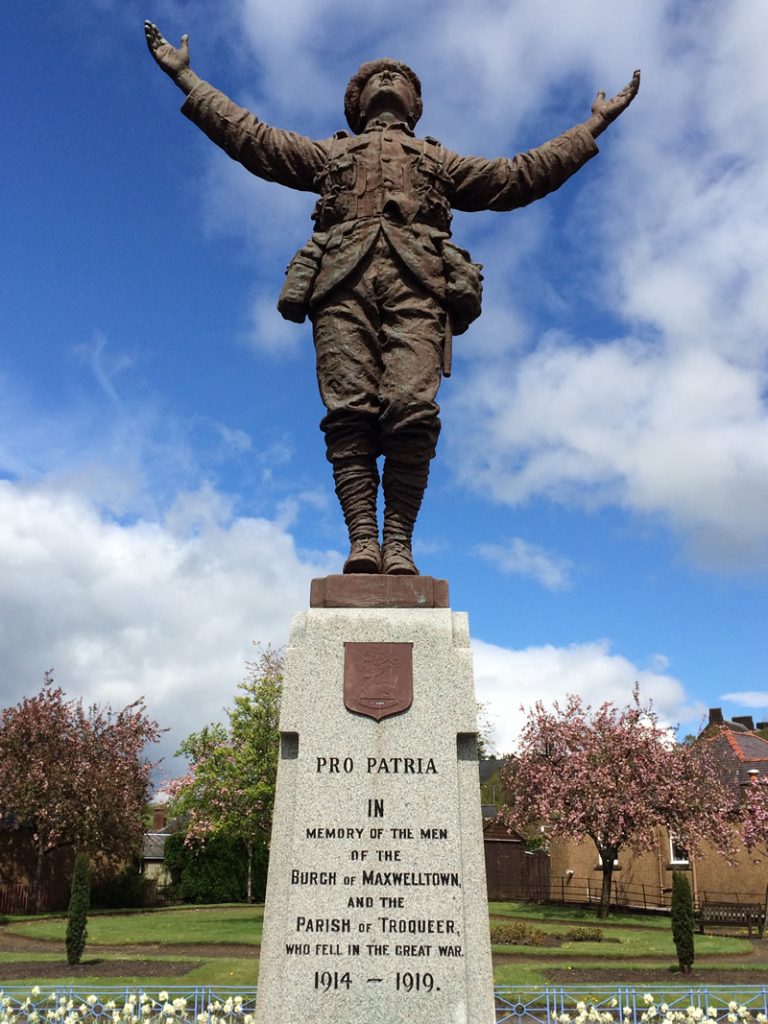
0, 902, 761, 990
489, 902, 672, 928
5, 905, 264, 945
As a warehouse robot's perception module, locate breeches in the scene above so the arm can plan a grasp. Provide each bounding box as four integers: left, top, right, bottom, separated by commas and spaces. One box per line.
311, 236, 445, 466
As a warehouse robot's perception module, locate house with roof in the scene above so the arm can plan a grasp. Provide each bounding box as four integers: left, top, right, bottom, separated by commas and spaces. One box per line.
518, 709, 768, 911
141, 790, 174, 888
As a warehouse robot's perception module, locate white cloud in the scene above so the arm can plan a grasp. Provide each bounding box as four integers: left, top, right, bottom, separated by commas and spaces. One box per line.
721, 692, 768, 711
449, 337, 768, 569
243, 291, 310, 356
0, 480, 339, 776
476, 537, 572, 590
472, 636, 702, 756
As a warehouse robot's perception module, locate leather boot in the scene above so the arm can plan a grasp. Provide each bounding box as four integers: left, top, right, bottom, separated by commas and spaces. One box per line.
381, 459, 429, 575
332, 457, 382, 574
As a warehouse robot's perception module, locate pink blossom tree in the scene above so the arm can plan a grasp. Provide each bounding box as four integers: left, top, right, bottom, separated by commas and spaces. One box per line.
0, 672, 162, 912
169, 646, 283, 903
500, 690, 737, 917
741, 776, 768, 857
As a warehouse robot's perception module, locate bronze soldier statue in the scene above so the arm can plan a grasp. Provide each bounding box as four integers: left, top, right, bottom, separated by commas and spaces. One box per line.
145, 23, 639, 576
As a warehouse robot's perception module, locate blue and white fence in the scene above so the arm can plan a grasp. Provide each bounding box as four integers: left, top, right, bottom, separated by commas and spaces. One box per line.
1, 986, 768, 1024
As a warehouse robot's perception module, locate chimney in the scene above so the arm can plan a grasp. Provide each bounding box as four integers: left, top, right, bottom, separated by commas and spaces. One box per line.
708, 708, 724, 726
733, 715, 755, 731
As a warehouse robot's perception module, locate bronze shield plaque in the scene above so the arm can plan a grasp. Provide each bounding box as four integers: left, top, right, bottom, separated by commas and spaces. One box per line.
344, 642, 413, 721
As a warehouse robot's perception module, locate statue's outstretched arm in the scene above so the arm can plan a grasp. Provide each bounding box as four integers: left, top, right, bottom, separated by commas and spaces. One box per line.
585, 70, 641, 138
144, 20, 201, 95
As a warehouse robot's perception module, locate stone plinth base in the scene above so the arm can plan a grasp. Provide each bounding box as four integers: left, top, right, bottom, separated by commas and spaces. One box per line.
310, 574, 449, 608
255, 599, 494, 1024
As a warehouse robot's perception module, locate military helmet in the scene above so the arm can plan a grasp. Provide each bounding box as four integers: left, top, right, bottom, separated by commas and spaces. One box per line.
344, 58, 423, 134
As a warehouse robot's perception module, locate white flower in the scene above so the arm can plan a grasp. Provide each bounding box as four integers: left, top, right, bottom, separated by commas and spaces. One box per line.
32, 989, 41, 999
157, 995, 168, 1005
645, 997, 656, 1006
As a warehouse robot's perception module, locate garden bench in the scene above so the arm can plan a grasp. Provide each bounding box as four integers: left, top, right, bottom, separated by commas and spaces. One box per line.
698, 900, 765, 937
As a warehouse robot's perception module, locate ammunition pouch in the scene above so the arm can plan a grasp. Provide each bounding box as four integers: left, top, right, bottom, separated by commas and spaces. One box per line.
277, 234, 328, 323
441, 240, 483, 336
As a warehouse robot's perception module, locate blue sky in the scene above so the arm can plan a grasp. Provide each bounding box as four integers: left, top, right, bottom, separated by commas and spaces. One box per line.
2, 0, 768, 776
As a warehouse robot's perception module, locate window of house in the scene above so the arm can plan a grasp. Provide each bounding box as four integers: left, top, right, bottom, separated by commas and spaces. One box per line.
595, 837, 619, 867
669, 834, 689, 865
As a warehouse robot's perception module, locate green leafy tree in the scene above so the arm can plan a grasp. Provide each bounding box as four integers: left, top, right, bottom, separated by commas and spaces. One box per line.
169, 646, 283, 903
164, 832, 269, 903
65, 853, 90, 964
671, 870, 695, 972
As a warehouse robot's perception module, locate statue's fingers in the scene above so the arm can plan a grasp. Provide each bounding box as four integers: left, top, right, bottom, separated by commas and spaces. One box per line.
144, 21, 165, 49
180, 33, 189, 55
594, 89, 606, 103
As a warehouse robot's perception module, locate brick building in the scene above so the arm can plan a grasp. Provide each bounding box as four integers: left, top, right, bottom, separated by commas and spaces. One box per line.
545, 709, 768, 910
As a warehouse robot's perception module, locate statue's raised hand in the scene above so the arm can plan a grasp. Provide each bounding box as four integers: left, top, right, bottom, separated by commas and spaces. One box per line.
588, 70, 640, 137
144, 20, 189, 79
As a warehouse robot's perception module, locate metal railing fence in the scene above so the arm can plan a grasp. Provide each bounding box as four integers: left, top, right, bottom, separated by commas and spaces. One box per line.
495, 986, 768, 1023
515, 877, 768, 913
0, 986, 766, 1024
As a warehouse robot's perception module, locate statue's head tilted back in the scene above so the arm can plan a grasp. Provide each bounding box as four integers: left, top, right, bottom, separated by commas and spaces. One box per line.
344, 58, 423, 134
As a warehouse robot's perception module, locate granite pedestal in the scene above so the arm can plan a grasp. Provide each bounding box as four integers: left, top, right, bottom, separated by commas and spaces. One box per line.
255, 577, 495, 1024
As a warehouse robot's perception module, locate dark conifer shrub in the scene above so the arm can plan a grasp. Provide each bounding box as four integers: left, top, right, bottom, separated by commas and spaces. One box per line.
65, 853, 91, 965
671, 869, 695, 973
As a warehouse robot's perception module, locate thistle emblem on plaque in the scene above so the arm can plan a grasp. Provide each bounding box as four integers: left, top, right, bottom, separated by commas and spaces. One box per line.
343, 642, 413, 721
